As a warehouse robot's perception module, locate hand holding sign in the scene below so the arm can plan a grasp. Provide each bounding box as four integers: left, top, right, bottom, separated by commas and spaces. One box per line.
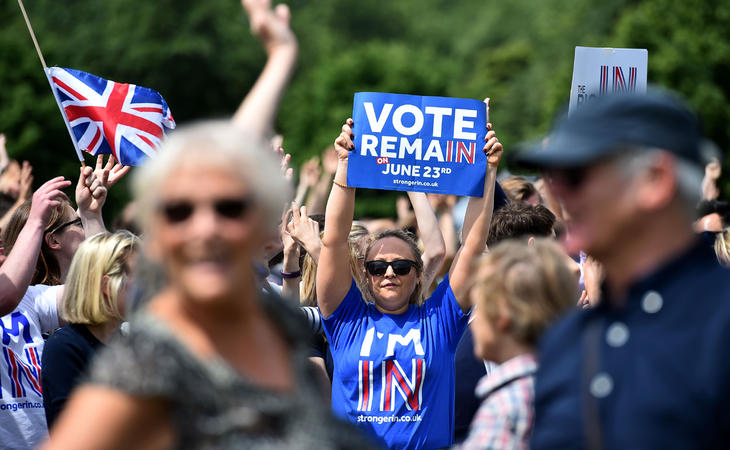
484, 124, 503, 168
334, 118, 355, 161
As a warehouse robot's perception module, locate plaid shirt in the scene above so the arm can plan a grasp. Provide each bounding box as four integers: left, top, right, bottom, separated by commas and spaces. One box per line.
458, 353, 537, 450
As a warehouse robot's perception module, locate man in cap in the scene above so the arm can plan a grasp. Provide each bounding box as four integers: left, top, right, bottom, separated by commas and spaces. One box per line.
515, 90, 730, 448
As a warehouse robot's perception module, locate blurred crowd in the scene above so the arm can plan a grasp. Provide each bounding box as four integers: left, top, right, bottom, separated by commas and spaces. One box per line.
2, 1, 729, 449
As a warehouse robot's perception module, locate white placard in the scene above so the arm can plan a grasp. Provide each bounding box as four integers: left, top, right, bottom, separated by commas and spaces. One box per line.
569, 46, 648, 114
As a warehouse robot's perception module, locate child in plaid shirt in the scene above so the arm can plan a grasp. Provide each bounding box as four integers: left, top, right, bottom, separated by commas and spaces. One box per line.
459, 239, 577, 449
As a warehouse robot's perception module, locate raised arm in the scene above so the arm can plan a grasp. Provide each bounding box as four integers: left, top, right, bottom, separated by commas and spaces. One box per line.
0, 177, 71, 316
232, 0, 298, 139
449, 127, 504, 312
306, 146, 338, 215
286, 202, 322, 264
294, 157, 321, 206
75, 166, 107, 237
316, 119, 356, 318
407, 191, 446, 288
279, 205, 301, 302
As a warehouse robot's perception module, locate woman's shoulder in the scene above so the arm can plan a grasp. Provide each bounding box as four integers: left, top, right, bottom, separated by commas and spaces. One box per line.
86, 310, 199, 397
46, 323, 104, 351
42, 325, 82, 357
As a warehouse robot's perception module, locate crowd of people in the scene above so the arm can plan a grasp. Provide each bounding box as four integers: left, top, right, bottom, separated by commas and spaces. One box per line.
1, 0, 729, 449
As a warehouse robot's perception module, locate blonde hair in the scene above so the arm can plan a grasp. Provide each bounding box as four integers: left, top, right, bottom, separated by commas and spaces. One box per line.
715, 228, 730, 267
471, 239, 577, 346
60, 231, 139, 324
132, 120, 291, 233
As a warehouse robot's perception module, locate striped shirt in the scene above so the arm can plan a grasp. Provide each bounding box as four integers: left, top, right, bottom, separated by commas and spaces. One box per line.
459, 353, 537, 450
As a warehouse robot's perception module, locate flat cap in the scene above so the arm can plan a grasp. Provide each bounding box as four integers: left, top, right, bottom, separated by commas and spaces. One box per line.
514, 90, 705, 169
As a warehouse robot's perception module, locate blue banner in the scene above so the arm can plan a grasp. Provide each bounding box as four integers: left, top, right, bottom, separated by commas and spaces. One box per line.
348, 92, 487, 197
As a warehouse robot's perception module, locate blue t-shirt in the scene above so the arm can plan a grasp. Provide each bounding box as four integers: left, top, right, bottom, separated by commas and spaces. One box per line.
322, 275, 469, 449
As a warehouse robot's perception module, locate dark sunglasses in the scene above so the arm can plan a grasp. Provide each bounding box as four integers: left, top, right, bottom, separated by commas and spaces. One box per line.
48, 217, 82, 235
160, 198, 253, 224
364, 259, 417, 277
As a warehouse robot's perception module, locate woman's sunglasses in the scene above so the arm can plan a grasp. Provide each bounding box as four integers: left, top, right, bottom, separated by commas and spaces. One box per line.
160, 198, 252, 224
364, 259, 417, 277
47, 217, 82, 235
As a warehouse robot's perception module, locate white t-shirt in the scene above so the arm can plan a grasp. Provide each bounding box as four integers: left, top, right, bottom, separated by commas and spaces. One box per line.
0, 285, 60, 450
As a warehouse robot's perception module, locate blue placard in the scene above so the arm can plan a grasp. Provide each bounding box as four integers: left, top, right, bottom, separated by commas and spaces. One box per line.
348, 92, 487, 197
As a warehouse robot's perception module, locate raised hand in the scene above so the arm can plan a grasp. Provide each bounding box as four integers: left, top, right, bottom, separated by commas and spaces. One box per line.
17, 161, 33, 202
94, 155, 130, 189
0, 134, 8, 172
280, 205, 298, 254
484, 125, 503, 168
706, 158, 722, 180
28, 177, 71, 226
300, 157, 321, 188
242, 0, 297, 56
286, 202, 321, 257
321, 145, 339, 175
273, 146, 294, 181
333, 119, 355, 161
396, 196, 414, 229
76, 166, 108, 216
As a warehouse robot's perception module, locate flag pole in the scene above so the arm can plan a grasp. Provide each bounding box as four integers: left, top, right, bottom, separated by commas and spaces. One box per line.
17, 0, 86, 167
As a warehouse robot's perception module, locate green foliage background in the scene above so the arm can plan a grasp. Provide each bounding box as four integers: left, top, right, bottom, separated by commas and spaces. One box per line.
1, 0, 728, 219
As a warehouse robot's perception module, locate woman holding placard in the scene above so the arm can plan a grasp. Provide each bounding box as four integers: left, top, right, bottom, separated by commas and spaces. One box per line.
317, 117, 503, 449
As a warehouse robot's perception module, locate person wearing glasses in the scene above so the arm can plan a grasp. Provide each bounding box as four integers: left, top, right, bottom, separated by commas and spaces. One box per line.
316, 117, 503, 449
515, 91, 730, 448
0, 162, 113, 450
43, 122, 375, 449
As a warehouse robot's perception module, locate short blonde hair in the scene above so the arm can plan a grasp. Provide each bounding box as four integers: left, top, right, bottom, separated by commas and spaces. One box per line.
61, 231, 139, 324
470, 239, 577, 346
132, 120, 291, 233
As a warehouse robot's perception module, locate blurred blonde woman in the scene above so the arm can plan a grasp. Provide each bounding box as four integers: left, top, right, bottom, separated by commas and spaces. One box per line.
44, 121, 374, 450
41, 231, 139, 428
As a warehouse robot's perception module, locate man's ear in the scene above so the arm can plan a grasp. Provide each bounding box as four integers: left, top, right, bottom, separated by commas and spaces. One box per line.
636, 152, 677, 212
45, 232, 61, 251
527, 236, 536, 246
495, 313, 511, 332
495, 300, 512, 332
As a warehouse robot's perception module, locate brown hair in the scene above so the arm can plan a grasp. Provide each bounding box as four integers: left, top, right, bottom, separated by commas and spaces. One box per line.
471, 239, 577, 346
364, 229, 424, 305
2, 199, 71, 285
500, 176, 540, 204
487, 203, 556, 247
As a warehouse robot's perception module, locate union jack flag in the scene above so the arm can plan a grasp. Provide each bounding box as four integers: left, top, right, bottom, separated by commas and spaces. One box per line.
45, 67, 175, 166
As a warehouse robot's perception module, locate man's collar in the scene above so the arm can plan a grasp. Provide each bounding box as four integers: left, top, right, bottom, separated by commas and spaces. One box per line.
475, 353, 537, 398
